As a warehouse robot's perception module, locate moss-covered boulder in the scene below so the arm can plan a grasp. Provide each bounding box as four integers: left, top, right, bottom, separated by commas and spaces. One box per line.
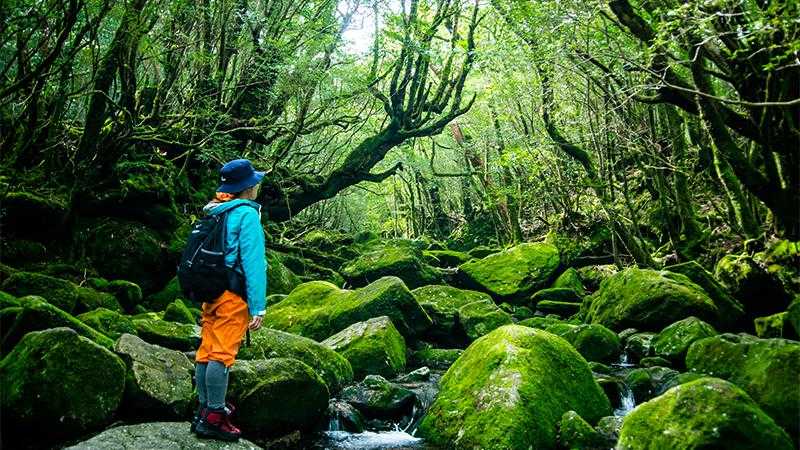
418, 325, 610, 449
75, 285, 122, 314
587, 268, 721, 331
133, 318, 200, 352
686, 333, 800, 438
787, 297, 800, 337
0, 328, 125, 442
322, 316, 406, 381
558, 410, 605, 450
412, 285, 492, 346
457, 299, 513, 342
267, 251, 301, 295
77, 308, 137, 341
162, 299, 195, 325
228, 358, 329, 436
1, 239, 47, 268
423, 249, 471, 268
457, 242, 561, 303
0, 191, 69, 239
340, 374, 416, 418
576, 264, 617, 292
1, 296, 114, 353
76, 219, 170, 293
617, 377, 793, 450
238, 328, 352, 393
263, 277, 432, 341
114, 334, 194, 418
65, 422, 261, 449
341, 243, 441, 289
652, 316, 717, 364
144, 277, 182, 312
410, 347, 463, 370
1, 271, 79, 312
535, 300, 581, 318
715, 254, 791, 319
624, 332, 656, 361
467, 245, 501, 259
756, 239, 800, 295
531, 287, 582, 305
665, 261, 744, 329
518, 314, 565, 330
544, 323, 620, 363
102, 280, 143, 313
624, 366, 681, 404
0, 290, 18, 308
551, 268, 585, 294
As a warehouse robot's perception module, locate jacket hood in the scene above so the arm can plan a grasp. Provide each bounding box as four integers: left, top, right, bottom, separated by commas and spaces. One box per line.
203, 198, 261, 215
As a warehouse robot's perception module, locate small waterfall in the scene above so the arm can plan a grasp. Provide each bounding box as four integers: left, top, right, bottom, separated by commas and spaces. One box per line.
614, 383, 636, 417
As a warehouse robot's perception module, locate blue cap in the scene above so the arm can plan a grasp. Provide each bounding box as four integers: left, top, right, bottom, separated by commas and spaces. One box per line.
217, 159, 265, 193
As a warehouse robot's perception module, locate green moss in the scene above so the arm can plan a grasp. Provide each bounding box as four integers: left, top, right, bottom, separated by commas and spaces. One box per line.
639, 356, 672, 368
227, 358, 329, 436
1, 296, 114, 353
714, 254, 790, 318
652, 316, 717, 364
535, 300, 581, 318
624, 366, 681, 403
341, 243, 441, 289
132, 318, 200, 351
531, 287, 582, 305
457, 299, 513, 342
412, 285, 490, 346
0, 290, 19, 308
458, 243, 561, 303
423, 250, 471, 268
754, 312, 798, 339
238, 328, 353, 392
418, 325, 610, 449
686, 333, 800, 438
666, 261, 744, 329
587, 268, 720, 331
0, 327, 125, 440
77, 308, 137, 341
518, 315, 564, 330
145, 277, 182, 311
267, 251, 301, 295
162, 299, 195, 324
340, 375, 415, 417
466, 245, 501, 259
302, 230, 352, 253
1, 271, 79, 312
75, 286, 122, 314
787, 297, 800, 337
624, 332, 656, 361
545, 323, 621, 363
558, 410, 604, 450
617, 377, 793, 450
105, 280, 143, 313
322, 316, 406, 381
263, 277, 432, 341
551, 268, 585, 294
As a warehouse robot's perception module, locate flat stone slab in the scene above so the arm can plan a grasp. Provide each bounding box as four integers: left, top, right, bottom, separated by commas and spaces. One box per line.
66, 422, 261, 449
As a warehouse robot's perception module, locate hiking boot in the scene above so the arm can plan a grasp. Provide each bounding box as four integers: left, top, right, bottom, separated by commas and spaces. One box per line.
196, 407, 241, 441
190, 406, 206, 434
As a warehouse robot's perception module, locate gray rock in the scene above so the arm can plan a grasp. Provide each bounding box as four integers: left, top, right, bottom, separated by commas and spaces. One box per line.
66, 422, 261, 449
340, 375, 416, 418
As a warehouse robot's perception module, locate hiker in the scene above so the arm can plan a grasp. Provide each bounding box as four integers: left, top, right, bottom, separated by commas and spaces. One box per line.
188, 159, 267, 441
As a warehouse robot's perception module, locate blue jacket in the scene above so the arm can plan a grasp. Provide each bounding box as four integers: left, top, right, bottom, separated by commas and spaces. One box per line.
206, 199, 267, 316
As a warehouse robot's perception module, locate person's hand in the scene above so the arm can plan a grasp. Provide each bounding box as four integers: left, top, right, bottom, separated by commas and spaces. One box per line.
249, 315, 263, 331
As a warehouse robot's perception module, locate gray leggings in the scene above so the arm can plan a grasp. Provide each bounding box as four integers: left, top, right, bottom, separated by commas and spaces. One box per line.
195, 361, 229, 410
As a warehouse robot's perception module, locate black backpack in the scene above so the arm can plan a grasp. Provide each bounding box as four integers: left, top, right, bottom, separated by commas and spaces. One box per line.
177, 203, 255, 305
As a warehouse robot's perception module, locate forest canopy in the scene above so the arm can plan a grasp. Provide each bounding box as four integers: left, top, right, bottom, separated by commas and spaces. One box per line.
1, 0, 798, 262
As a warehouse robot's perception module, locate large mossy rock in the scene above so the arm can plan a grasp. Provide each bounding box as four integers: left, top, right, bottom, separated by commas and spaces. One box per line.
551, 267, 585, 294
1, 271, 79, 312
665, 261, 744, 329
410, 347, 463, 370
617, 377, 793, 450
133, 318, 200, 351
340, 243, 441, 289
65, 422, 261, 449
262, 277, 432, 341
75, 285, 123, 314
114, 334, 194, 418
76, 219, 170, 293
1, 296, 114, 353
558, 410, 605, 450
267, 251, 302, 295
0, 192, 69, 239
686, 333, 800, 438
544, 323, 620, 363
587, 268, 721, 331
418, 325, 610, 449
103, 280, 143, 313
457, 299, 513, 342
322, 316, 406, 381
423, 249, 471, 268
714, 254, 790, 319
457, 242, 561, 303
162, 298, 195, 325
238, 328, 353, 393
652, 316, 717, 364
228, 358, 329, 436
340, 374, 416, 418
0, 328, 125, 442
531, 287, 581, 305
77, 307, 137, 341
144, 276, 182, 312
412, 284, 491, 346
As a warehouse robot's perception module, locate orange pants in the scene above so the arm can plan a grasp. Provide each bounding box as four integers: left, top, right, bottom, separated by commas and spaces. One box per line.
195, 290, 249, 367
